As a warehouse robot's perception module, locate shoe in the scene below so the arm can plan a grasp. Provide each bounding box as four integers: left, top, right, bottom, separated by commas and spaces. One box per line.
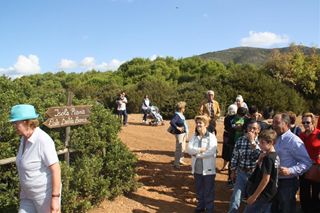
179, 161, 188, 166
173, 165, 180, 170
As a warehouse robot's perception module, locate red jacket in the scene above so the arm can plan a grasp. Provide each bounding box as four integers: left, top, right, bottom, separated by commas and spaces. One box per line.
300, 128, 320, 164
317, 117, 320, 129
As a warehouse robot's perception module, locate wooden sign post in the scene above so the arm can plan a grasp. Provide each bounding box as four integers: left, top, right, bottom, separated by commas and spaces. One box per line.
43, 92, 91, 166
44, 105, 91, 128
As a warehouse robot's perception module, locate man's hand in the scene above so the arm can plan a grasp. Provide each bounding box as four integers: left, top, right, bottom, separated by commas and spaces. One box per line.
279, 167, 291, 176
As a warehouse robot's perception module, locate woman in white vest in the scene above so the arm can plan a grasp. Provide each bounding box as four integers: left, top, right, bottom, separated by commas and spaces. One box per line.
188, 115, 217, 213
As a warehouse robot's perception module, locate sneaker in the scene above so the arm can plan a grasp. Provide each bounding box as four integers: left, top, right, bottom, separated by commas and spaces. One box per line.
179, 161, 188, 165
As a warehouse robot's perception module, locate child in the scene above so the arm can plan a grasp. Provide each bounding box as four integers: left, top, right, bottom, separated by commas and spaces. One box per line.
244, 129, 280, 213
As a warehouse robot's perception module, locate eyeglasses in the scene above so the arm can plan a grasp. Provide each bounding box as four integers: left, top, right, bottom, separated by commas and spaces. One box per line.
302, 121, 311, 125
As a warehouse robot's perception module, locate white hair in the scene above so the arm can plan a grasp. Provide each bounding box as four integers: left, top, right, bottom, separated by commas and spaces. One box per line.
227, 104, 238, 115
236, 95, 243, 102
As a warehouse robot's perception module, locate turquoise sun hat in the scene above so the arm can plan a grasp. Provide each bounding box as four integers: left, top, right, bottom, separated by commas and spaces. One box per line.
9, 104, 39, 122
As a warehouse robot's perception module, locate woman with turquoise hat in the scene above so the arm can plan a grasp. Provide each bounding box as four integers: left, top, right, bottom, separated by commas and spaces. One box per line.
10, 104, 61, 213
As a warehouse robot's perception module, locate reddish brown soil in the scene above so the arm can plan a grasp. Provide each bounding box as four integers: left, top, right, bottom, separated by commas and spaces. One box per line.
88, 114, 234, 213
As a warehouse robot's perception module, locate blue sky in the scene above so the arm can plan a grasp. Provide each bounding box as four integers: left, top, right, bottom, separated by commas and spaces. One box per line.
0, 0, 319, 78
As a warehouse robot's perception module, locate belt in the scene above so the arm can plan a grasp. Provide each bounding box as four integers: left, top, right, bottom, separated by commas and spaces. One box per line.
240, 167, 254, 173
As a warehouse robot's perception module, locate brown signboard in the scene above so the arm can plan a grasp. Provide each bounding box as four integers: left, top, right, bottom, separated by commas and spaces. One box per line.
45, 105, 91, 118
44, 105, 91, 128
43, 114, 90, 128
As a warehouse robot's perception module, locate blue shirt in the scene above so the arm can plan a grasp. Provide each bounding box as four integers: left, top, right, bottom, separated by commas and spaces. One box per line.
275, 129, 312, 179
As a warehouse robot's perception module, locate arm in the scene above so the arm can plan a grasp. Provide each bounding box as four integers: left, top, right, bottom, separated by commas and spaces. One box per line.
215, 101, 221, 118
50, 163, 61, 213
187, 135, 201, 156
283, 139, 312, 176
247, 173, 270, 205
197, 134, 217, 158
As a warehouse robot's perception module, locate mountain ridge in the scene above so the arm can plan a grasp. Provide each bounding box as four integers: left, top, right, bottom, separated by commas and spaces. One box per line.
194, 45, 320, 66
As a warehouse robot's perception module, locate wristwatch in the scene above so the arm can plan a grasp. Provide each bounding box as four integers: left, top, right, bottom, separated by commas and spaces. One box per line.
52, 194, 60, 197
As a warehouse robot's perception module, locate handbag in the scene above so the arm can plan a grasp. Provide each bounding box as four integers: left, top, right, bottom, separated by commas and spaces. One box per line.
167, 126, 175, 134
304, 164, 320, 182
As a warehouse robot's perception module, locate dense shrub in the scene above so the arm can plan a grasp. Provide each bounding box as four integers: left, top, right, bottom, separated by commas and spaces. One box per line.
0, 79, 138, 212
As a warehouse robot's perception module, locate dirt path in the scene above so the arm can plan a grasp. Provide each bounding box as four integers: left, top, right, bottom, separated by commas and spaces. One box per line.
89, 114, 232, 213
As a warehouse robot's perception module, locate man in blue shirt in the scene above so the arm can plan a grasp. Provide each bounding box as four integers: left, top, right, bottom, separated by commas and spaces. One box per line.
271, 113, 312, 213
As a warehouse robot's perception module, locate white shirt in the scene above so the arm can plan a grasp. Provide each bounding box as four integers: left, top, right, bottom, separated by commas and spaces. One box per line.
117, 97, 127, 111
16, 127, 59, 200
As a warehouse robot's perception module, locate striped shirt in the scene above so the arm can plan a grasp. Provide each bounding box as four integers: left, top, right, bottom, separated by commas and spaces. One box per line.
230, 135, 261, 171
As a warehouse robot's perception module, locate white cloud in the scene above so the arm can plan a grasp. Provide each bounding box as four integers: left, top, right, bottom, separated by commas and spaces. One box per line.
149, 54, 158, 61
80, 57, 124, 71
58, 59, 77, 69
0, 54, 41, 78
80, 57, 96, 68
240, 31, 290, 48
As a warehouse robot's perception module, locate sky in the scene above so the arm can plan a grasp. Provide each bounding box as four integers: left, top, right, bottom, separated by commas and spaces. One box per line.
0, 0, 319, 78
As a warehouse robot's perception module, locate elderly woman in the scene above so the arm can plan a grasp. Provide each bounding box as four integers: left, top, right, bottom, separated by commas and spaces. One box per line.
170, 101, 189, 169
10, 104, 61, 213
299, 113, 320, 213
235, 95, 248, 110
188, 115, 217, 213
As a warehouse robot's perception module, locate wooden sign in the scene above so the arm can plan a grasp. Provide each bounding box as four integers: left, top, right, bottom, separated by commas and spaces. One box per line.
45, 105, 91, 118
44, 105, 91, 128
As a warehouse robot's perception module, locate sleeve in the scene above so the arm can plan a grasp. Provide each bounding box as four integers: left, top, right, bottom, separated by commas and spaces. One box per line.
261, 155, 273, 175
288, 138, 312, 175
170, 114, 179, 128
41, 134, 59, 167
197, 134, 217, 158
187, 135, 200, 155
250, 139, 261, 160
215, 102, 221, 117
230, 138, 240, 170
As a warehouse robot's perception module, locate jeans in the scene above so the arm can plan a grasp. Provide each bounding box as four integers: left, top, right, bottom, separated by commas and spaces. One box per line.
194, 174, 216, 212
244, 198, 271, 213
299, 175, 320, 213
271, 177, 298, 213
118, 110, 128, 125
228, 169, 251, 213
174, 133, 186, 166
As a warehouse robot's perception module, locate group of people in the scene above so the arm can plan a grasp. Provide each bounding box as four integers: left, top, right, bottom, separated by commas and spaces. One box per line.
169, 90, 320, 213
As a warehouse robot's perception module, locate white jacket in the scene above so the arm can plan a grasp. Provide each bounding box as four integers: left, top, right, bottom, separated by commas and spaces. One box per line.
187, 131, 217, 175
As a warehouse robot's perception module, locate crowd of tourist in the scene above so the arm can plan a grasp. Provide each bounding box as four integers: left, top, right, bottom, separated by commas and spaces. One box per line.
167, 90, 319, 213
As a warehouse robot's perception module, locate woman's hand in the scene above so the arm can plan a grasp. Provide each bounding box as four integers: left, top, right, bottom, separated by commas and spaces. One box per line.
177, 126, 184, 132
51, 197, 60, 213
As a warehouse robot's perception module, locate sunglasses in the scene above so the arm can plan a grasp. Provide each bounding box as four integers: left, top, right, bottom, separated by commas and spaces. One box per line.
302, 121, 311, 125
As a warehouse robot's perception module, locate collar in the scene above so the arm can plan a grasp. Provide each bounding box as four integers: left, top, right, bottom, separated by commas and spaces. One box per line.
25, 127, 40, 144
279, 129, 291, 140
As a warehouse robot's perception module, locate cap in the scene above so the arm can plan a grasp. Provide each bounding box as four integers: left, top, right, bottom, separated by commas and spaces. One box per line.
207, 90, 214, 95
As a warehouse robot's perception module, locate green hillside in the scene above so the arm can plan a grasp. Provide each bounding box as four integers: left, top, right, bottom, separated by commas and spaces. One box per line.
195, 45, 320, 66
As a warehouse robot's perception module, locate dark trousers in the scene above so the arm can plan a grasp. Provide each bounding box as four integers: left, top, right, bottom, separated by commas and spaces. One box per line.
117, 110, 128, 125
142, 109, 148, 121
271, 177, 298, 213
194, 173, 216, 213
300, 175, 320, 213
